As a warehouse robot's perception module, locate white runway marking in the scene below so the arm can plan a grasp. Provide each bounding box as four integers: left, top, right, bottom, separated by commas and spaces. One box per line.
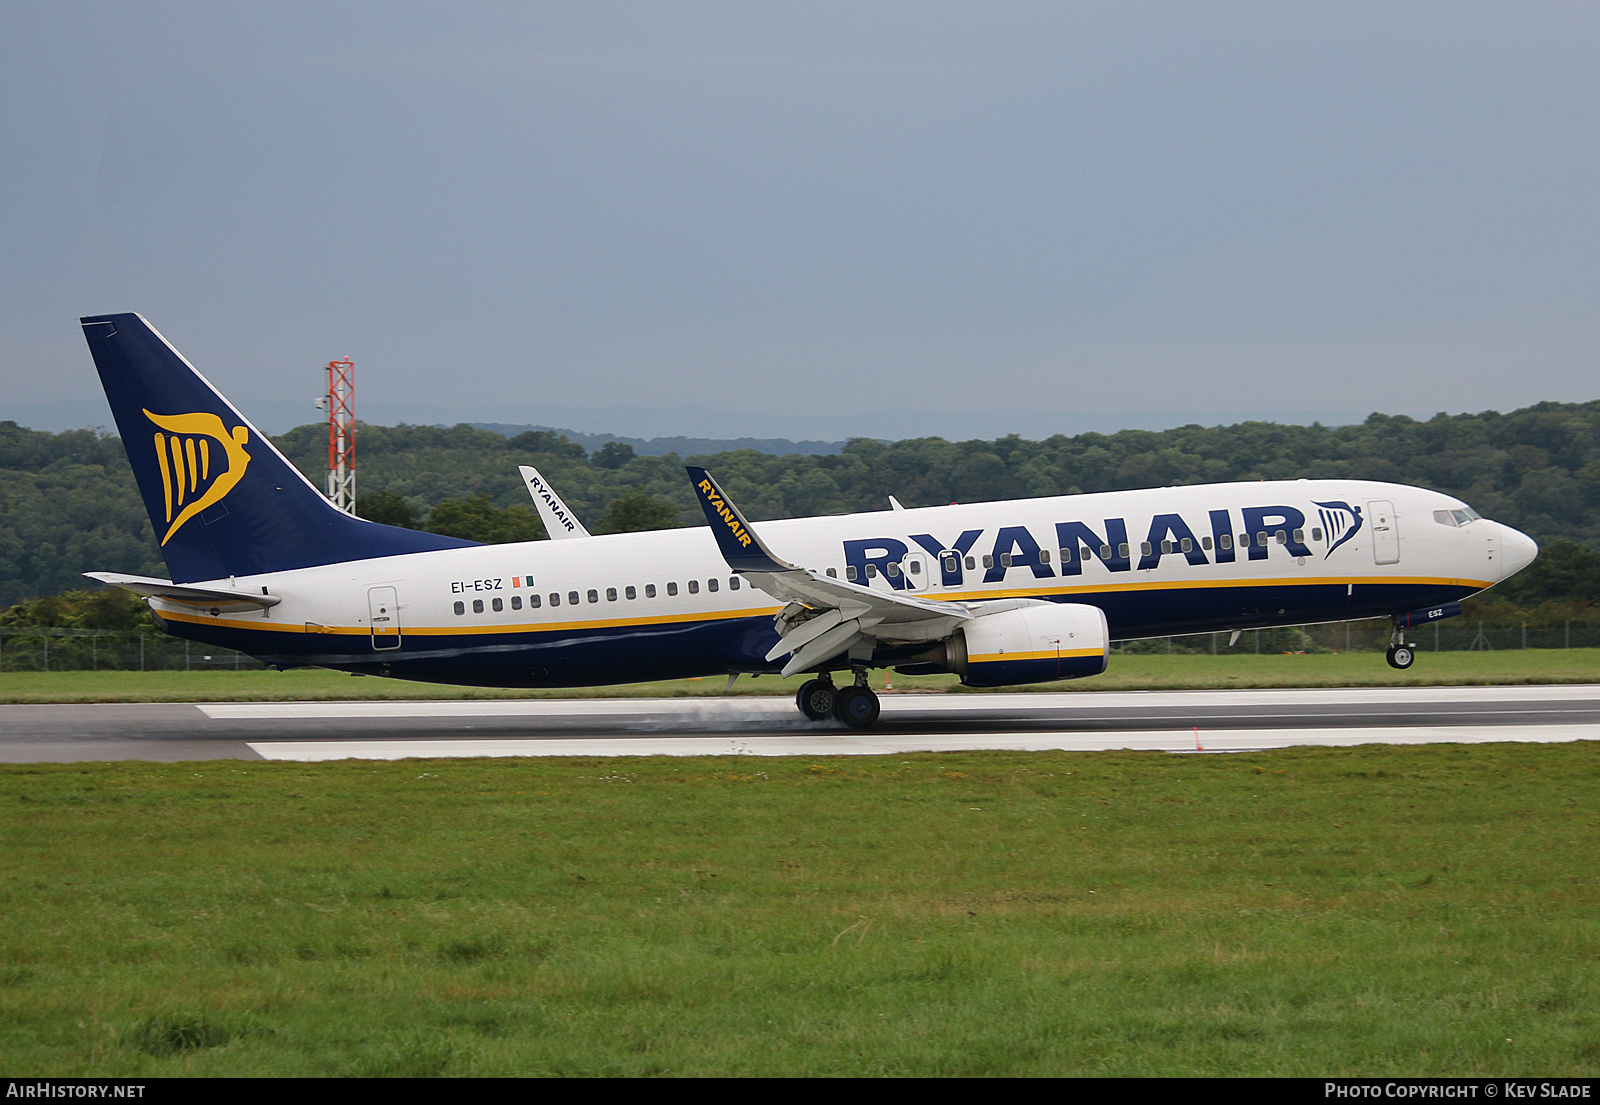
203, 683, 1600, 721
246, 724, 1600, 761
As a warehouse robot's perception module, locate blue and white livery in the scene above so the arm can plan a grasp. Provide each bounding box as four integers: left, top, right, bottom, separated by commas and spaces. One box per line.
79, 313, 1539, 729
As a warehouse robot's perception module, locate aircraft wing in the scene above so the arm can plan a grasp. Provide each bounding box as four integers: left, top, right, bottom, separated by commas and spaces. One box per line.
518, 465, 591, 539
84, 572, 282, 612
686, 466, 970, 676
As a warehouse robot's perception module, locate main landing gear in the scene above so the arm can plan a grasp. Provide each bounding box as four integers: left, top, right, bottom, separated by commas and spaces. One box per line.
795, 670, 881, 729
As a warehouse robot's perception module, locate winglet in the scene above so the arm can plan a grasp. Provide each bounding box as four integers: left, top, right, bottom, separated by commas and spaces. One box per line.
518, 465, 591, 539
685, 466, 796, 573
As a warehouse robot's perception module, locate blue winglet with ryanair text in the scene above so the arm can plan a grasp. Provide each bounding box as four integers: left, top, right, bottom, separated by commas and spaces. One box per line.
685, 466, 796, 574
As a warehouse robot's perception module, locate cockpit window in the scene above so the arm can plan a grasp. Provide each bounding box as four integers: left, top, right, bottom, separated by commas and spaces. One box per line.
1435, 507, 1482, 527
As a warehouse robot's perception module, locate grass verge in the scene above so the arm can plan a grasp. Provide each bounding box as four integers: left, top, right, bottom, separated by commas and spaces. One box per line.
0, 743, 1595, 1075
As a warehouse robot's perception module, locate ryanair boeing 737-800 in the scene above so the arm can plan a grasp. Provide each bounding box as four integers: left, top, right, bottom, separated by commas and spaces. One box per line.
79, 314, 1539, 728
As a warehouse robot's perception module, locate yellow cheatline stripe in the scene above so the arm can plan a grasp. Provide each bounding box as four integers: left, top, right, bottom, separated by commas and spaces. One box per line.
155, 574, 1486, 638
919, 574, 1490, 603
968, 648, 1105, 663
156, 604, 787, 637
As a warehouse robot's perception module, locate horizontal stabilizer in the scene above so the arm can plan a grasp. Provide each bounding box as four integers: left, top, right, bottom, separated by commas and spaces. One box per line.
85, 572, 282, 612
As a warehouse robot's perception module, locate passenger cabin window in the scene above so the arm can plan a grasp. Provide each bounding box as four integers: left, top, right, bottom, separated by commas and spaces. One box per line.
826, 568, 837, 578
999, 554, 1012, 568
1116, 544, 1128, 559
845, 566, 858, 581
511, 595, 522, 610
965, 556, 976, 570
1292, 529, 1304, 543
865, 565, 877, 579
1201, 536, 1212, 550
606, 587, 617, 601
1311, 528, 1323, 542
492, 597, 503, 612
885, 563, 899, 578
1180, 537, 1193, 553
1219, 534, 1233, 550
1039, 550, 1050, 564
529, 594, 541, 608
729, 577, 740, 590
943, 557, 957, 573
667, 582, 678, 596
982, 555, 993, 569
708, 578, 719, 592
549, 593, 560, 607
1255, 533, 1267, 547
645, 584, 656, 598
1275, 530, 1287, 544
569, 591, 580, 605
688, 580, 699, 594
472, 599, 484, 614
454, 601, 465, 616
625, 586, 636, 600
588, 589, 599, 603
908, 560, 920, 574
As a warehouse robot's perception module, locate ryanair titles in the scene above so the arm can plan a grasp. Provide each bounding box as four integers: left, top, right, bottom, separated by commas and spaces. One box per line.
843, 501, 1364, 590
697, 478, 754, 548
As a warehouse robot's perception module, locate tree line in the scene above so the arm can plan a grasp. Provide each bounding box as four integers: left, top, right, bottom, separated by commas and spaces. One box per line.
2, 399, 1598, 620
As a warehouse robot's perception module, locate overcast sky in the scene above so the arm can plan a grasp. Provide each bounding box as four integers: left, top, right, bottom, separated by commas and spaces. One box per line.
3, 2, 1597, 439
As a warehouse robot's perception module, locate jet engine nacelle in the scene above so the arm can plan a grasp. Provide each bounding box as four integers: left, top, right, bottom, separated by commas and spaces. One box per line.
949, 602, 1110, 688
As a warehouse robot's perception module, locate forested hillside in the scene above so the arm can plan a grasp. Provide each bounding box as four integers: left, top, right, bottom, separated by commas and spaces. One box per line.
3, 400, 1598, 610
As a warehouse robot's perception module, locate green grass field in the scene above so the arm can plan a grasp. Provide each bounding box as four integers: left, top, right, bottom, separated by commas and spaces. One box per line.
1, 648, 1597, 702
0, 743, 1596, 1076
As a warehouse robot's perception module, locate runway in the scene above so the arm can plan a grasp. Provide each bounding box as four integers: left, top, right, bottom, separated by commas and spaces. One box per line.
0, 684, 1596, 762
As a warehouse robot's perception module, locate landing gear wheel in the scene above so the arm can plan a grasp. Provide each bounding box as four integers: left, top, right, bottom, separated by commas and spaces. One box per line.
1386, 644, 1415, 670
796, 679, 836, 721
832, 685, 881, 729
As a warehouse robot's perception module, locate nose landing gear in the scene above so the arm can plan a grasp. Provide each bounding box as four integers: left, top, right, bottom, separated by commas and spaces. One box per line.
1386, 624, 1416, 670
1386, 643, 1415, 669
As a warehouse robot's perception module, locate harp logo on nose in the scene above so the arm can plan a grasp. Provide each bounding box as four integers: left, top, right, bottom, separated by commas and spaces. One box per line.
145, 409, 251, 545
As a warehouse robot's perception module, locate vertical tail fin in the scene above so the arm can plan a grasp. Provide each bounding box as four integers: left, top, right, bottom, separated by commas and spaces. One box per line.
81, 313, 476, 582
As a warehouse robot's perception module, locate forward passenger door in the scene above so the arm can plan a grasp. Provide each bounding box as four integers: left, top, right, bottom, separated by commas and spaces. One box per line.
1367, 501, 1400, 565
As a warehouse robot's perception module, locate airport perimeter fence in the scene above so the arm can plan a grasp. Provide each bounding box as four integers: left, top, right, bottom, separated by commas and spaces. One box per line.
1117, 619, 1600, 655
0, 628, 269, 672
0, 620, 1596, 672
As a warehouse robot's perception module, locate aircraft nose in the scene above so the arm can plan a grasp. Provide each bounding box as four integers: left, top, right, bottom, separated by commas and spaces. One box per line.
1498, 523, 1538, 580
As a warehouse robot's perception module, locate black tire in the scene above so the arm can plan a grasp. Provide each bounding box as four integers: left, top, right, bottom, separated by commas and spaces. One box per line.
832, 685, 881, 729
796, 679, 835, 721
1386, 645, 1415, 670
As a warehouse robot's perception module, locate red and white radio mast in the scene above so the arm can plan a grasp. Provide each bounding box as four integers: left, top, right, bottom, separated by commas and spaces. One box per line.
320, 358, 356, 513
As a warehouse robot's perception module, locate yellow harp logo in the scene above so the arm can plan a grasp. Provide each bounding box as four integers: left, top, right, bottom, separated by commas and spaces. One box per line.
145, 409, 251, 545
